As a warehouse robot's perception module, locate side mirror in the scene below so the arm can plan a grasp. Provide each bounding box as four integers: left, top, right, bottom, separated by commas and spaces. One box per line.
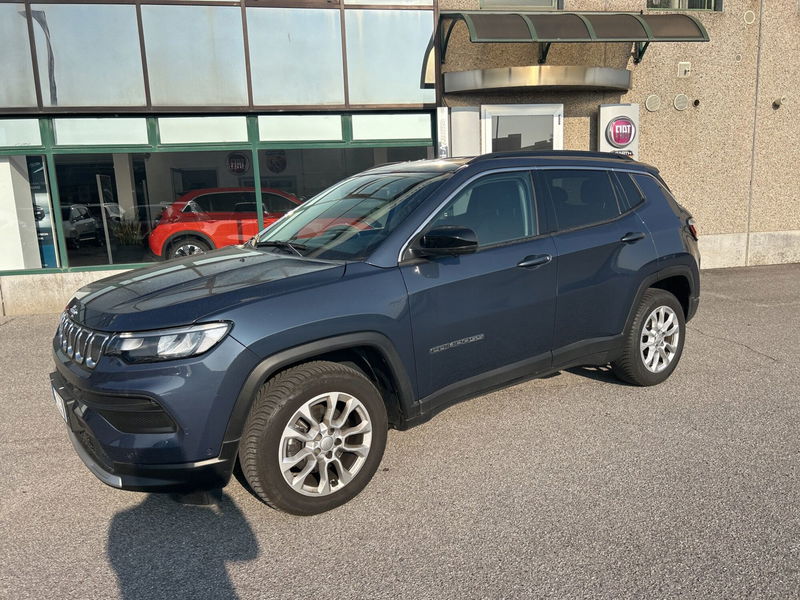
415, 226, 478, 257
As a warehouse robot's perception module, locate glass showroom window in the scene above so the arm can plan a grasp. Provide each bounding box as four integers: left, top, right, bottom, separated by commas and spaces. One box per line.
0, 4, 38, 108
141, 5, 248, 106
30, 3, 146, 107
0, 155, 59, 270
53, 150, 271, 265
247, 7, 345, 106
254, 146, 431, 203
345, 10, 435, 105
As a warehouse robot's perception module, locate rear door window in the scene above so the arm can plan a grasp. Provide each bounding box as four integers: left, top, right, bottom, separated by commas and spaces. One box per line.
190, 194, 215, 213
206, 193, 239, 213
233, 192, 257, 213
539, 169, 621, 231
265, 193, 296, 213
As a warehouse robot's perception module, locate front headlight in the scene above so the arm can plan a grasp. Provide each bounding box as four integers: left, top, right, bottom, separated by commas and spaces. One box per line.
106, 322, 231, 363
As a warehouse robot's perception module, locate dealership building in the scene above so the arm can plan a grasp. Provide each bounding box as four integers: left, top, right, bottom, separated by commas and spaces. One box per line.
0, 0, 797, 315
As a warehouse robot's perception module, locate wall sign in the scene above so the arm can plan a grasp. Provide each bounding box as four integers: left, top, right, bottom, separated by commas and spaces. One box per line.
226, 152, 249, 174
605, 117, 637, 148
265, 150, 287, 174
598, 104, 640, 160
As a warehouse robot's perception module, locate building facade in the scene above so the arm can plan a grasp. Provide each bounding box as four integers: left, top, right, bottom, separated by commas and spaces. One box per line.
0, 0, 797, 315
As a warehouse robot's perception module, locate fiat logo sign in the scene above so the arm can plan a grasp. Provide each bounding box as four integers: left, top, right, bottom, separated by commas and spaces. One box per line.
226, 152, 249, 175
606, 117, 637, 149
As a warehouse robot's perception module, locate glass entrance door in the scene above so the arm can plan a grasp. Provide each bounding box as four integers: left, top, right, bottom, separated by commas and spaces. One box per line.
480, 104, 564, 154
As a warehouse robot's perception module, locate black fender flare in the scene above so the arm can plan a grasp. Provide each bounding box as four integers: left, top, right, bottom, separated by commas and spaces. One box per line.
222, 332, 417, 444
162, 230, 216, 256
622, 262, 699, 338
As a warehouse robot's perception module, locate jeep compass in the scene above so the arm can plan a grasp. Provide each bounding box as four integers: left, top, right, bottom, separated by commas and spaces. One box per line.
51, 151, 700, 515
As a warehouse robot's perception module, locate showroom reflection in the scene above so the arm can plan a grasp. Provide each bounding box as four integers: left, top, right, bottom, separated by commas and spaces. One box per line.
53, 145, 430, 267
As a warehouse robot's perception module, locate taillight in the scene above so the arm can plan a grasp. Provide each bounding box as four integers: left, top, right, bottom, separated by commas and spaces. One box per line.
687, 217, 698, 241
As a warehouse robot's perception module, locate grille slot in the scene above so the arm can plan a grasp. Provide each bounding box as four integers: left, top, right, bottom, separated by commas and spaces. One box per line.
56, 314, 109, 370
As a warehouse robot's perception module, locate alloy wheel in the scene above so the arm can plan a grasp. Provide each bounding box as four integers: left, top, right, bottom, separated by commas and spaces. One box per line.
640, 305, 680, 373
278, 392, 373, 497
174, 243, 205, 257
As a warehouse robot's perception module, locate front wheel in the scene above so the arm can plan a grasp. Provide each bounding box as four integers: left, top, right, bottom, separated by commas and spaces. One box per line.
611, 288, 686, 386
239, 361, 388, 515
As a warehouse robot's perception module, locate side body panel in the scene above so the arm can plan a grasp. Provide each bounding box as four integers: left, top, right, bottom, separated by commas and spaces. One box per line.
401, 237, 557, 400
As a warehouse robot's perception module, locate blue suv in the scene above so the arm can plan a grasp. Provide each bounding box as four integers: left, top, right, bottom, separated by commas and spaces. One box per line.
51, 151, 700, 515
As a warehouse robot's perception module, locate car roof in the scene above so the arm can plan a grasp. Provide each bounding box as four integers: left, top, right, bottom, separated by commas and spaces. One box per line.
363, 151, 659, 176
174, 187, 298, 203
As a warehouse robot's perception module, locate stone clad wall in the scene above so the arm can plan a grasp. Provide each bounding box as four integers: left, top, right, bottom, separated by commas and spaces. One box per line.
439, 0, 799, 268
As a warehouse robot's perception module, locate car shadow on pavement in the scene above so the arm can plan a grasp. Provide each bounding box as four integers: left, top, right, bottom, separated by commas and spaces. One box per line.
107, 492, 258, 600
566, 365, 633, 386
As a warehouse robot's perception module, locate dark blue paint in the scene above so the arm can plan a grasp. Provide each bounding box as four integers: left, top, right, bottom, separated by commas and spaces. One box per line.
51, 151, 700, 492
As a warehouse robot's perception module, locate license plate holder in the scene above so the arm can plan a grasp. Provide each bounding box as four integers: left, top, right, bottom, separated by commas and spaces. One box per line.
52, 387, 68, 424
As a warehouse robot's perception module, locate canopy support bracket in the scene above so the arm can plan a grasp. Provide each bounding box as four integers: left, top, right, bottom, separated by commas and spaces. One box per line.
633, 41, 650, 64
538, 42, 552, 64
440, 18, 458, 63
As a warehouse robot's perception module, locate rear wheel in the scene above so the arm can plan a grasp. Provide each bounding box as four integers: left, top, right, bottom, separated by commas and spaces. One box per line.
168, 237, 210, 259
240, 361, 388, 515
611, 288, 685, 386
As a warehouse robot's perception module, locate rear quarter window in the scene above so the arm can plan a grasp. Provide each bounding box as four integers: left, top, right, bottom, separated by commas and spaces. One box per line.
614, 172, 645, 210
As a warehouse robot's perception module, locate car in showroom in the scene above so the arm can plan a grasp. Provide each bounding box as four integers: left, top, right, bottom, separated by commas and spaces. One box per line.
61, 203, 103, 248
147, 187, 301, 259
51, 151, 700, 515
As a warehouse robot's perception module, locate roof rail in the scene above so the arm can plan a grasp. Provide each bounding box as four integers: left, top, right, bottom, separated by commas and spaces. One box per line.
469, 150, 635, 163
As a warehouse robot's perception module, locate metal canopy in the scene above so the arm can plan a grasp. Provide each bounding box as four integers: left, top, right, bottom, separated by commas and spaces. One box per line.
438, 11, 710, 64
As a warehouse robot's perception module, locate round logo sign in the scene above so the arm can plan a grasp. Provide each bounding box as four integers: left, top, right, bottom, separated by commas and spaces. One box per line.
226, 152, 249, 175
605, 116, 637, 149
265, 150, 287, 174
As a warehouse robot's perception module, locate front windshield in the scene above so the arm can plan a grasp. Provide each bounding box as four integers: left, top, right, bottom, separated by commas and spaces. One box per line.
253, 171, 449, 261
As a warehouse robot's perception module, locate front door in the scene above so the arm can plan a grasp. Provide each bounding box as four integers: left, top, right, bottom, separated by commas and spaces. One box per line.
481, 104, 564, 153
440, 104, 564, 159
400, 170, 557, 403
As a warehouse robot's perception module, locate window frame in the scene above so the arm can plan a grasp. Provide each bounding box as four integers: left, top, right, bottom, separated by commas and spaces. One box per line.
645, 0, 723, 12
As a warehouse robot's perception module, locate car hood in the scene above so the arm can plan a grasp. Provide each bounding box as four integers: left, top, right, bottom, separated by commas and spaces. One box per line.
67, 246, 345, 332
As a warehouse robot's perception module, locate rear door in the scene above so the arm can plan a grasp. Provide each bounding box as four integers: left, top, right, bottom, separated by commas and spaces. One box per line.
536, 168, 658, 361
204, 192, 252, 247
401, 170, 557, 401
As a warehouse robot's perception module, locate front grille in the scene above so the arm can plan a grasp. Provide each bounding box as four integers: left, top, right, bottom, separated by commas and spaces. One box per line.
56, 314, 110, 369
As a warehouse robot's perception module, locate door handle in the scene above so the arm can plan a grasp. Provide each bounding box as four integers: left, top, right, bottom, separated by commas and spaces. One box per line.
620, 231, 646, 244
517, 254, 552, 269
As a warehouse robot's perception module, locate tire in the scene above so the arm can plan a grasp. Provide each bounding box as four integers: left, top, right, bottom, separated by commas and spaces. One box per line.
168, 237, 210, 259
240, 361, 388, 515
611, 288, 686, 386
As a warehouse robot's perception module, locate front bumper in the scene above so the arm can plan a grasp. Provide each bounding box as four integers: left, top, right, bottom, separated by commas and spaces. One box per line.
51, 371, 239, 493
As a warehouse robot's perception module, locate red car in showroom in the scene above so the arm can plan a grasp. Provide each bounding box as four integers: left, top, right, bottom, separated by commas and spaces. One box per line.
148, 187, 301, 259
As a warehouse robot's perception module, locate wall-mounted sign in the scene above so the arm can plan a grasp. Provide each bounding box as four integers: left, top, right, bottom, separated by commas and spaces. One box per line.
606, 116, 637, 148
598, 104, 640, 159
226, 152, 249, 174
265, 150, 287, 174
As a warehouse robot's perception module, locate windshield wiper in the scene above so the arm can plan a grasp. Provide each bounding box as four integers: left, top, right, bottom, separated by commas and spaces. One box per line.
254, 240, 306, 257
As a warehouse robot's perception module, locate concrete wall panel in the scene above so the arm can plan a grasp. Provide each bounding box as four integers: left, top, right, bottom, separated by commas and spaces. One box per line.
0, 270, 126, 316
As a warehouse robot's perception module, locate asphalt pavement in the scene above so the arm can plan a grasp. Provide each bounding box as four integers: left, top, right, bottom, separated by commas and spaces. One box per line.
1, 264, 798, 599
